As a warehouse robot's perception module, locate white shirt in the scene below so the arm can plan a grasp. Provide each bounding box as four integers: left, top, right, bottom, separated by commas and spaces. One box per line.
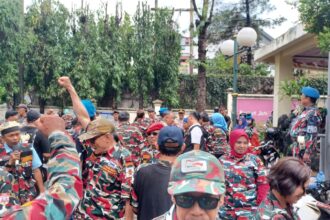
189, 123, 203, 145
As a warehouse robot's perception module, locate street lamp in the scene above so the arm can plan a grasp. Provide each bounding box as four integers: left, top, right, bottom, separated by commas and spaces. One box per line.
220, 27, 257, 128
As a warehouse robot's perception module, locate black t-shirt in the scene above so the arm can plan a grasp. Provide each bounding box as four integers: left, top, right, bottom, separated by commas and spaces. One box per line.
133, 160, 172, 220
21, 126, 50, 163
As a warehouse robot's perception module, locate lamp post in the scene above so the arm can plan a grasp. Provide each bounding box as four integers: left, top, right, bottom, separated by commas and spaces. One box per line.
220, 27, 257, 127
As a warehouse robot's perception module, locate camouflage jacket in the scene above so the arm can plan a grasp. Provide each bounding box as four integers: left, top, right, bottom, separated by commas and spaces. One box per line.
289, 106, 321, 155
0, 168, 19, 215
204, 125, 230, 157
0, 143, 39, 205
116, 122, 145, 167
256, 191, 300, 220
74, 144, 134, 220
131, 118, 151, 138
140, 144, 160, 165
0, 131, 83, 219
219, 153, 268, 219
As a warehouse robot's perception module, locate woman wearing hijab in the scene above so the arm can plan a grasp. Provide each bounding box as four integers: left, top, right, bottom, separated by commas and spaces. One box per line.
204, 113, 230, 158
235, 115, 248, 130
219, 129, 269, 219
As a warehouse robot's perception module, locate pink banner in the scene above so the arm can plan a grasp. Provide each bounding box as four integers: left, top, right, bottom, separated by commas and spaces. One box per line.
237, 97, 301, 123
237, 97, 273, 123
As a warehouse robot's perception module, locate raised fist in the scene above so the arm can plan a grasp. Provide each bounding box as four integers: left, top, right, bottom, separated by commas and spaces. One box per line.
58, 76, 73, 90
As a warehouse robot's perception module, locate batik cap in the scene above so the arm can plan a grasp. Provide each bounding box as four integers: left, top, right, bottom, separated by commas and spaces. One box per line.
79, 118, 115, 141
168, 150, 225, 196
0, 121, 21, 136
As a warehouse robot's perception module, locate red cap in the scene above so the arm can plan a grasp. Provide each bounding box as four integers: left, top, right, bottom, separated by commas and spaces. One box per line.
147, 122, 164, 134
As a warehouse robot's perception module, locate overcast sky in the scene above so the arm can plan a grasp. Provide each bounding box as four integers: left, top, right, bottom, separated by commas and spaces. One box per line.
25, 0, 299, 39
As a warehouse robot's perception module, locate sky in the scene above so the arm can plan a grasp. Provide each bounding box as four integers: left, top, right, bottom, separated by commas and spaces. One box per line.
25, 0, 300, 39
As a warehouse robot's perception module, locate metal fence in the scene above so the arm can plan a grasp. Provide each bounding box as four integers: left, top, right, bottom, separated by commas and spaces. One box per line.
319, 134, 330, 180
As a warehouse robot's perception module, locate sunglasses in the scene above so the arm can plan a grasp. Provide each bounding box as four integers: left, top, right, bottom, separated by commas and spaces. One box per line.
174, 194, 219, 210
148, 132, 159, 136
89, 134, 104, 144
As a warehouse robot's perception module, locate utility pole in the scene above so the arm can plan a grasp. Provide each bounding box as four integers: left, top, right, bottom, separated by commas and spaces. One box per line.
155, 0, 158, 9
151, 2, 194, 75
245, 0, 252, 65
18, 0, 25, 105
189, 0, 194, 75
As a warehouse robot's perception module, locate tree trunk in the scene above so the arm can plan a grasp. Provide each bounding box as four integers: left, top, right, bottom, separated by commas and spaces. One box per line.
39, 97, 46, 114
139, 89, 144, 109
196, 27, 208, 112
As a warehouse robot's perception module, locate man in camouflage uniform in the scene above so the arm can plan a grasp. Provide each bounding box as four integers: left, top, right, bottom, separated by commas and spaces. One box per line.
0, 115, 83, 219
116, 111, 145, 167
140, 122, 164, 164
132, 109, 151, 138
153, 150, 226, 220
74, 118, 134, 220
289, 86, 322, 164
0, 121, 44, 205
174, 109, 185, 129
147, 108, 159, 124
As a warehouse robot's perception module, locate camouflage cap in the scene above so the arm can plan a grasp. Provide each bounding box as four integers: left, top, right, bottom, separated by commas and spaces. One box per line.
168, 150, 225, 196
79, 118, 115, 141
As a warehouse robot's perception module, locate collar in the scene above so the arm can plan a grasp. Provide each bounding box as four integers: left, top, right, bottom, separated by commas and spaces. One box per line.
165, 205, 176, 220
157, 160, 172, 167
3, 143, 12, 153
269, 191, 294, 213
92, 145, 115, 158
229, 153, 247, 161
189, 123, 201, 129
304, 105, 317, 111
119, 121, 130, 126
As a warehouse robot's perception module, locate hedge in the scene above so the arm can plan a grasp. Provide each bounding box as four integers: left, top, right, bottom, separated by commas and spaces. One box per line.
178, 74, 274, 109
178, 74, 328, 109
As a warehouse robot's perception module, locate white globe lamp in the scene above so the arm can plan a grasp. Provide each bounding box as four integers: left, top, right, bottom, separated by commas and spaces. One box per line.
237, 27, 257, 47
220, 40, 235, 56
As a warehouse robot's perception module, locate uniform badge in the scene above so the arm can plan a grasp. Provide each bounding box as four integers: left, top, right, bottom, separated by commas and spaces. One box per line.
102, 165, 117, 176
307, 125, 317, 133
181, 158, 207, 173
0, 193, 10, 205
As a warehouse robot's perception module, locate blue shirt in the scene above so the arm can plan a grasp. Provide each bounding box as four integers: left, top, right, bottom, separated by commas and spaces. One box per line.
4, 143, 42, 170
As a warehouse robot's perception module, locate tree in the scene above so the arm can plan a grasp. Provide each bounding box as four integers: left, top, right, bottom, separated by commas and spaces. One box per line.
98, 4, 135, 108
207, 53, 271, 76
131, 2, 154, 108
0, 0, 25, 106
152, 9, 181, 107
209, 0, 285, 64
65, 7, 107, 104
209, 0, 285, 43
298, 0, 330, 52
25, 0, 70, 112
192, 0, 216, 112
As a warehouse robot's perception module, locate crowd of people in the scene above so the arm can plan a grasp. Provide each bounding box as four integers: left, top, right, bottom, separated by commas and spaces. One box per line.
0, 76, 323, 220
